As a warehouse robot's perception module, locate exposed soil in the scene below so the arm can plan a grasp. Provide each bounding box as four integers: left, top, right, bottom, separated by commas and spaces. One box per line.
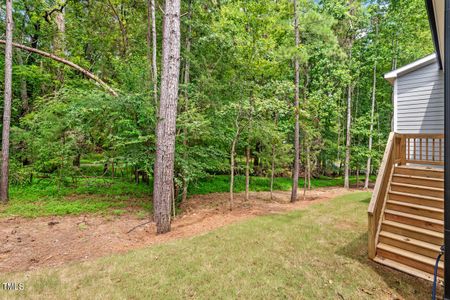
0, 187, 364, 273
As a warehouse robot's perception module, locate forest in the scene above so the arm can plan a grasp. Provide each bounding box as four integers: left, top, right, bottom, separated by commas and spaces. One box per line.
0, 0, 434, 234
0, 0, 446, 298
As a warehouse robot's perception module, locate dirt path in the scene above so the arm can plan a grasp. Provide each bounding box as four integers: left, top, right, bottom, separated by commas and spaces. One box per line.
0, 187, 364, 272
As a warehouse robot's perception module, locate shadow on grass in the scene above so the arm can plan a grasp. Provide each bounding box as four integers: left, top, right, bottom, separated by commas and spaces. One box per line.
360, 197, 371, 204
336, 232, 440, 299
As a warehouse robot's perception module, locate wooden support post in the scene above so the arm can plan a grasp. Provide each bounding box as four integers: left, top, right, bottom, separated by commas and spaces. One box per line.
400, 135, 406, 165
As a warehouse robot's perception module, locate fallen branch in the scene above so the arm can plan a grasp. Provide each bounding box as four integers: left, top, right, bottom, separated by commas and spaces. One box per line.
0, 40, 118, 97
127, 221, 152, 234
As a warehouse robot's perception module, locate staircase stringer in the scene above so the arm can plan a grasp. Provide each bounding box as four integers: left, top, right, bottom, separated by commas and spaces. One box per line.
374, 165, 396, 254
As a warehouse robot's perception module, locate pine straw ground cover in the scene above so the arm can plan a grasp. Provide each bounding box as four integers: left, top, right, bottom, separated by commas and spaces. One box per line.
0, 192, 438, 299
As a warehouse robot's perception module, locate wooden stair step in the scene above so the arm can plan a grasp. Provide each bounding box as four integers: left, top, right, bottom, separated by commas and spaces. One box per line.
391, 182, 444, 192
390, 182, 443, 198
388, 191, 443, 208
384, 209, 443, 232
379, 231, 443, 258
393, 174, 444, 182
394, 166, 444, 179
377, 243, 443, 277
392, 174, 443, 188
381, 220, 443, 245
373, 256, 439, 282
386, 200, 443, 220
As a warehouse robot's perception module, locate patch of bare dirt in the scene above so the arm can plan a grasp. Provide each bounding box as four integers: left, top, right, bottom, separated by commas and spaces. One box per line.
0, 187, 365, 273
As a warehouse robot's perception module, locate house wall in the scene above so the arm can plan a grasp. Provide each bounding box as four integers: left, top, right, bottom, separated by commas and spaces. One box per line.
395, 61, 444, 134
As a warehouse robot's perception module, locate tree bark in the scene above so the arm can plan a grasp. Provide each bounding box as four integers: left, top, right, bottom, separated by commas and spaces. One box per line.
291, 0, 300, 203
270, 113, 278, 200
106, 0, 128, 57
344, 84, 352, 189
229, 134, 238, 211
245, 145, 250, 201
181, 0, 193, 204
365, 21, 379, 189
307, 145, 311, 189
153, 0, 181, 234
244, 93, 254, 202
0, 40, 118, 96
365, 61, 377, 189
390, 35, 398, 132
229, 106, 242, 211
54, 8, 65, 82
17, 53, 29, 115
1, 0, 13, 203
356, 168, 360, 188
336, 96, 342, 175
151, 0, 158, 108
147, 0, 153, 89
303, 148, 307, 200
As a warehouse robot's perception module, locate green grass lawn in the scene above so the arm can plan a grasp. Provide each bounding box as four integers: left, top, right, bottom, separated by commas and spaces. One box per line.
0, 192, 436, 299
2, 175, 374, 218
4, 178, 151, 218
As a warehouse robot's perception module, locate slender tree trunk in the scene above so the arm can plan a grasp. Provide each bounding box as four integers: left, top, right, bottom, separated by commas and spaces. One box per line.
270, 144, 276, 200
365, 22, 379, 189
17, 54, 29, 115
291, 0, 300, 203
303, 164, 307, 200
153, 0, 182, 234
151, 0, 158, 109
270, 114, 278, 200
107, 0, 128, 57
54, 8, 65, 82
336, 97, 342, 174
356, 168, 359, 188
229, 104, 242, 210
181, 0, 193, 204
307, 145, 311, 189
344, 84, 352, 189
73, 153, 81, 167
365, 63, 377, 189
229, 134, 238, 211
111, 159, 115, 179
147, 0, 153, 90
181, 177, 188, 203
172, 182, 176, 218
245, 145, 250, 201
1, 0, 13, 203
390, 35, 398, 131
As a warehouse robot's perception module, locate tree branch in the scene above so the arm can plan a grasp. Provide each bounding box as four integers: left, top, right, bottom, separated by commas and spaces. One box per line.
0, 40, 118, 97
44, 2, 68, 24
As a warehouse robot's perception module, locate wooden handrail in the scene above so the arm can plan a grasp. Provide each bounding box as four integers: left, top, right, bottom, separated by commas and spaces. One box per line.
396, 133, 444, 139
368, 132, 395, 259
368, 132, 444, 259
399, 133, 444, 166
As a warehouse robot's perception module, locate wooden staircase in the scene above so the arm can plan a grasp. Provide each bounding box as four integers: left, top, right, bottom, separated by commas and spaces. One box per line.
374, 165, 444, 281
368, 133, 445, 282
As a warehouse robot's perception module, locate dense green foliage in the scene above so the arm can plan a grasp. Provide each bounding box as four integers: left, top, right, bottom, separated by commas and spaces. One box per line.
0, 0, 433, 205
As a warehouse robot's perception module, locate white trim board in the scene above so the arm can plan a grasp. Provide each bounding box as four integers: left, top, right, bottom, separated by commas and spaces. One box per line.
393, 79, 398, 132
384, 54, 437, 85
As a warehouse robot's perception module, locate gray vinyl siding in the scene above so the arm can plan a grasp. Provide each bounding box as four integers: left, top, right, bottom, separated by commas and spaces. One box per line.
396, 62, 444, 134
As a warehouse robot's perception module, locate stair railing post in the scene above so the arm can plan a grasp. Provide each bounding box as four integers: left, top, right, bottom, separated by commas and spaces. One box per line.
400, 135, 407, 165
